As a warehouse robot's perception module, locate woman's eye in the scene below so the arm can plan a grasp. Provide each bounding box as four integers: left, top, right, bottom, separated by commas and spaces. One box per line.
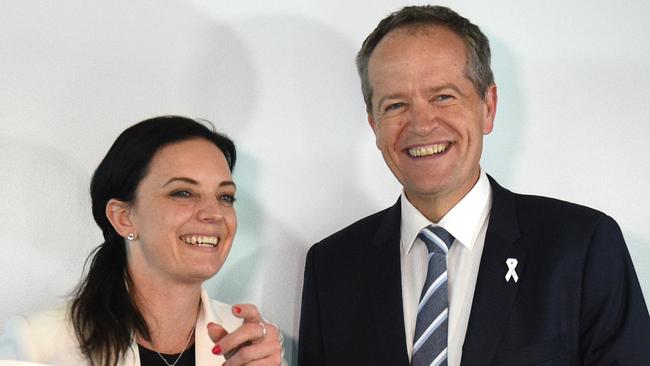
170, 190, 192, 198
219, 194, 237, 205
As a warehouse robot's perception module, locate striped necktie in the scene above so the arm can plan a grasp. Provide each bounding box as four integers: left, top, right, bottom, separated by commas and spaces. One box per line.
411, 225, 455, 366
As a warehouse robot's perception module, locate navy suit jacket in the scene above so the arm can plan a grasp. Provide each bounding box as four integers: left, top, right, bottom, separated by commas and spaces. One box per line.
298, 178, 650, 365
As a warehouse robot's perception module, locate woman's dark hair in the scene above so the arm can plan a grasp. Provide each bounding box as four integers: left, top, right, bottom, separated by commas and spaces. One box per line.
70, 115, 236, 366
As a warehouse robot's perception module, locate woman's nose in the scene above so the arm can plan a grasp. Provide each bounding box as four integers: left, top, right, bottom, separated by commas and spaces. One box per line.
197, 199, 223, 222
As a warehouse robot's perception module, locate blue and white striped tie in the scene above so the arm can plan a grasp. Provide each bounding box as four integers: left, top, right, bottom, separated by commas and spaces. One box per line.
412, 225, 455, 366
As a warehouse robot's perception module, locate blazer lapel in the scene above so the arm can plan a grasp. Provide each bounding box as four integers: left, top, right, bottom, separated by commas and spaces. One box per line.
196, 289, 246, 365
461, 177, 527, 366
365, 198, 410, 365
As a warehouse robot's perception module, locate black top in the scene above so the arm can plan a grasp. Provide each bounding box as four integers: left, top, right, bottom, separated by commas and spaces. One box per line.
138, 343, 196, 366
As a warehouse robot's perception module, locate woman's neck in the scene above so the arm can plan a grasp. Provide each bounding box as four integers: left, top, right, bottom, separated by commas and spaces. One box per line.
129, 269, 202, 354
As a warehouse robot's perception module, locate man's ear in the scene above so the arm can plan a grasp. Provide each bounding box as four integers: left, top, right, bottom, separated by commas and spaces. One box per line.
367, 113, 381, 149
482, 84, 498, 135
367, 112, 377, 131
105, 198, 136, 239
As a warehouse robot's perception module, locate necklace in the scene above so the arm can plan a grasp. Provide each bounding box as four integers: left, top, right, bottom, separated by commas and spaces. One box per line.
154, 324, 196, 366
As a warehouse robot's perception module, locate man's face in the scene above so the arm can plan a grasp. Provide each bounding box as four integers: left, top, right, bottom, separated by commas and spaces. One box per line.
367, 25, 496, 214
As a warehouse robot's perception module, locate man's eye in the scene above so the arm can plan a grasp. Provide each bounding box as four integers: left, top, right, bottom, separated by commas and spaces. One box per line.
219, 194, 237, 205
385, 102, 405, 112
170, 190, 192, 198
435, 94, 453, 102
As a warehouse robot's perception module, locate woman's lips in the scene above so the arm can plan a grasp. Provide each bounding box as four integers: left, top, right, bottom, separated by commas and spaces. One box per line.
179, 234, 220, 248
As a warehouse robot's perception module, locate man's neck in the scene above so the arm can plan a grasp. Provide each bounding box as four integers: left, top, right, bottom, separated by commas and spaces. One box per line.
405, 173, 481, 223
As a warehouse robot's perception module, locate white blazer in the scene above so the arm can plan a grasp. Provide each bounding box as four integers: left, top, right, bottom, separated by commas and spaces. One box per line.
0, 289, 244, 365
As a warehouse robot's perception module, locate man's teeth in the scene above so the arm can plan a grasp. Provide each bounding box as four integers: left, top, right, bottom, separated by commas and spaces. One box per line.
181, 235, 219, 247
408, 144, 448, 157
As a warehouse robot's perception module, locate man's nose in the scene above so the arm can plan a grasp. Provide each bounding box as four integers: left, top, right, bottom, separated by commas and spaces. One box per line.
407, 100, 439, 135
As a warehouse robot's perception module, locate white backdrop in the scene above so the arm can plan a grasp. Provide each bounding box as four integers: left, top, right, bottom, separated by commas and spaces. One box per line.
1, 1, 649, 364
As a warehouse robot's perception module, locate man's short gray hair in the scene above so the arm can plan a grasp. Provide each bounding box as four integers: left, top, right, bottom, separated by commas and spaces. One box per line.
356, 5, 494, 112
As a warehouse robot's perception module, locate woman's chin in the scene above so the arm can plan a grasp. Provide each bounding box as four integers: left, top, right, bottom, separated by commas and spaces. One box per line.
177, 247, 228, 281
185, 262, 224, 283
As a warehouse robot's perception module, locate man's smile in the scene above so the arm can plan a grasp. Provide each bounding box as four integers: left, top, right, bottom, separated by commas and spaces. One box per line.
407, 142, 451, 158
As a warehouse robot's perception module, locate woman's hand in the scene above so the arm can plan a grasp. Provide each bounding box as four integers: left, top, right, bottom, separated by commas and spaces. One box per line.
208, 304, 283, 365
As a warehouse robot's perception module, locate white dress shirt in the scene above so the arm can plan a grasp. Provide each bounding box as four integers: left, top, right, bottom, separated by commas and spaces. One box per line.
400, 171, 492, 366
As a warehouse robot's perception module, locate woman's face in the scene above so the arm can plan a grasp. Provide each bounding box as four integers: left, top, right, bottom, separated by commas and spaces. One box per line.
125, 138, 237, 284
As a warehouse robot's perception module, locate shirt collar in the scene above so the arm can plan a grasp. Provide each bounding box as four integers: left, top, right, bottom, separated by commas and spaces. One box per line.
400, 171, 492, 254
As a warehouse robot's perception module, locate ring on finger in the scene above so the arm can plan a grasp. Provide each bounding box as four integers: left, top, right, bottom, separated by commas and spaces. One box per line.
269, 322, 283, 343
259, 321, 267, 339
268, 322, 285, 358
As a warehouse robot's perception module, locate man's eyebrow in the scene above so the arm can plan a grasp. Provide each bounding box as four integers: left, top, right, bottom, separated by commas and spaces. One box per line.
429, 83, 464, 96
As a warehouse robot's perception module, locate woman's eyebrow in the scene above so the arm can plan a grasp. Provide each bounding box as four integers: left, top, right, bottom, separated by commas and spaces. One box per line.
163, 177, 199, 187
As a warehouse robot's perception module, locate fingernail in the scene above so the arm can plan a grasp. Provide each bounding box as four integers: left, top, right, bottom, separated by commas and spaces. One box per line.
212, 344, 222, 355
234, 306, 242, 314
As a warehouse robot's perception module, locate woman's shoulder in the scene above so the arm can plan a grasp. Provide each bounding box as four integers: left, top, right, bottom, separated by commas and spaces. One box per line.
12, 305, 70, 331
0, 304, 84, 363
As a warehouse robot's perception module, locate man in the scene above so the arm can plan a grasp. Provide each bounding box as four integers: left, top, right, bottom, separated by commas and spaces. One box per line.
298, 5, 650, 366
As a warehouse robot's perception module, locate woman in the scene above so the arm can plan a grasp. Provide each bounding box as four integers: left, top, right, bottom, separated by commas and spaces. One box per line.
0, 116, 284, 365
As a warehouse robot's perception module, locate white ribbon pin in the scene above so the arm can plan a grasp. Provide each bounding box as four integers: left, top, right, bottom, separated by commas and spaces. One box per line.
505, 258, 519, 283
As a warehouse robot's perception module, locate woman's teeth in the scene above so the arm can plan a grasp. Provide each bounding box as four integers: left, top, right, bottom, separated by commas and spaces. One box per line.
180, 235, 219, 247
408, 144, 448, 157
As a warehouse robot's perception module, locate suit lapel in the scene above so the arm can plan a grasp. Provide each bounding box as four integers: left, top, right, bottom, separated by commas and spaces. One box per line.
461, 177, 527, 366
365, 198, 410, 365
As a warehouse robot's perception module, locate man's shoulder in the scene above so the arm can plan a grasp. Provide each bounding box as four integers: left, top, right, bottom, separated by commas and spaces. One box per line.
490, 178, 618, 241
504, 188, 620, 242
513, 191, 607, 224
491, 177, 604, 220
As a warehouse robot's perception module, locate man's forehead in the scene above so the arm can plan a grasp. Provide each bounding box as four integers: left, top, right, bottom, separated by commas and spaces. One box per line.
365, 24, 473, 108
368, 25, 467, 73
381, 23, 457, 44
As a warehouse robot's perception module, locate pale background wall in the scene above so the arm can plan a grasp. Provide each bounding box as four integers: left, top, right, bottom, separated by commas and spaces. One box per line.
1, 0, 648, 364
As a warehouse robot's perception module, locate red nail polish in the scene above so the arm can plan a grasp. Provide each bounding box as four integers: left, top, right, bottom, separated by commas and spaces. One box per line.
234, 306, 242, 314
212, 344, 222, 355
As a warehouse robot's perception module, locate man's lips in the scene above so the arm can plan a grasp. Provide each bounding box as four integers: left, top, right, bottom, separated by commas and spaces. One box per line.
406, 142, 451, 157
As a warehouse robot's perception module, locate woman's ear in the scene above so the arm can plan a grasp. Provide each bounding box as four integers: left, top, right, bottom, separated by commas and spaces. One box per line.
105, 198, 136, 239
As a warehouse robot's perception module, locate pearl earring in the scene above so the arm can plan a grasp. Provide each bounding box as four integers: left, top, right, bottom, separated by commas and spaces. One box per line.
126, 232, 138, 241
